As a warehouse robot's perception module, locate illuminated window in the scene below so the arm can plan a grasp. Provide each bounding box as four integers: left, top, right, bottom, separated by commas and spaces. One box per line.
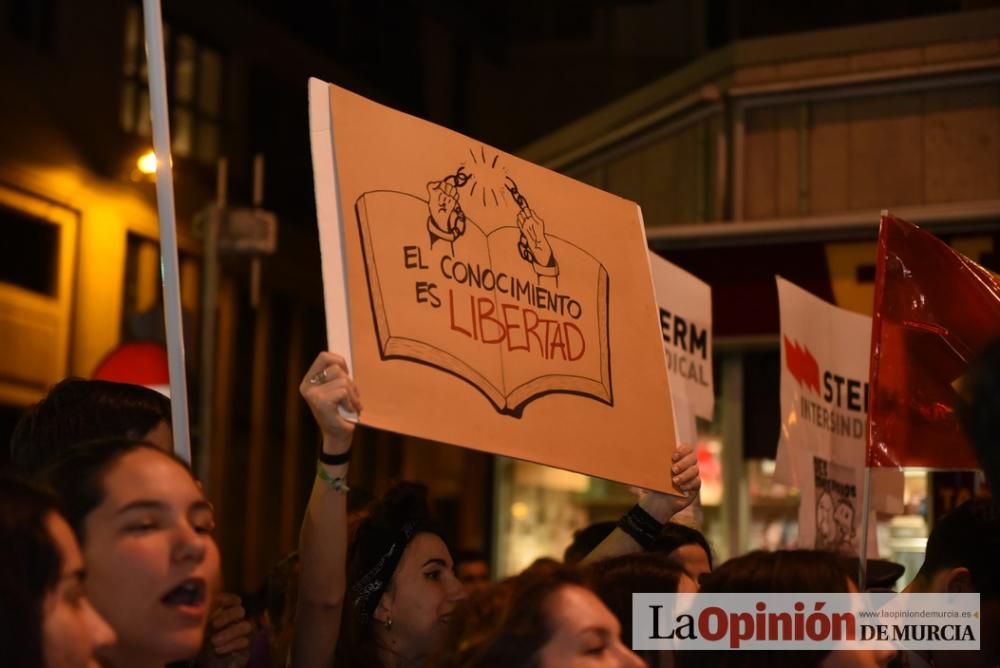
119, 4, 223, 162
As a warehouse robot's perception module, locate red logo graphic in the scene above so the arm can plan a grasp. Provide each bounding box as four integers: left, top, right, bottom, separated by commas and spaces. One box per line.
784, 336, 820, 394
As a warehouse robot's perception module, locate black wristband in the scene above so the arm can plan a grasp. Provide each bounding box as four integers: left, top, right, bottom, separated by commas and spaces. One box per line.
318, 447, 352, 466
617, 504, 664, 550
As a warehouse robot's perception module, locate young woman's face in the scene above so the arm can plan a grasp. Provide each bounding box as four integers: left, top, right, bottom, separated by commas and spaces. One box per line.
377, 533, 466, 658
537, 584, 644, 668
80, 449, 220, 664
41, 513, 116, 668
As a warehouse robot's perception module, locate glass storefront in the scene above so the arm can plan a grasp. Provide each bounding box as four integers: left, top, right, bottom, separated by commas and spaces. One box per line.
491, 346, 941, 580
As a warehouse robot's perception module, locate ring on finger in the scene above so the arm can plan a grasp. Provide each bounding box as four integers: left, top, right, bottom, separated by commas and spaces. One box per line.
309, 368, 328, 385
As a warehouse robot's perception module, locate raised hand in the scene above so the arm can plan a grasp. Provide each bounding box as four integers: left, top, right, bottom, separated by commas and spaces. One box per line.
299, 352, 362, 456
638, 444, 701, 522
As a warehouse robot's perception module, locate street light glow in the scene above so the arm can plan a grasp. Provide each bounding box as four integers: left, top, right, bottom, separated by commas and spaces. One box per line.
137, 150, 158, 175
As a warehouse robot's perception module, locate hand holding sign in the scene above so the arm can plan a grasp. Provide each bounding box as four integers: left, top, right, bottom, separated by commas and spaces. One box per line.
654, 444, 701, 516
634, 444, 701, 518
582, 444, 701, 564
300, 351, 362, 456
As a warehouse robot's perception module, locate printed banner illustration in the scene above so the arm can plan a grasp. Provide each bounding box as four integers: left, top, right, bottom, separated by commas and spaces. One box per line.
774, 278, 903, 551
649, 251, 713, 446
794, 454, 878, 558
309, 80, 679, 492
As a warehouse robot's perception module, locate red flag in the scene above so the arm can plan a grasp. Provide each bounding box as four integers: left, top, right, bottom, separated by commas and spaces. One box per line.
867, 214, 1000, 469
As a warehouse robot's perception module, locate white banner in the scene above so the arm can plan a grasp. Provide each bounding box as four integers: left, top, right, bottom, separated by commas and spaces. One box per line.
649, 252, 713, 445
775, 277, 903, 556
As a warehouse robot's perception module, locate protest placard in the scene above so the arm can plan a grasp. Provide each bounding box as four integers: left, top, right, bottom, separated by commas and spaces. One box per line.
775, 277, 902, 555
309, 80, 679, 492
648, 252, 712, 446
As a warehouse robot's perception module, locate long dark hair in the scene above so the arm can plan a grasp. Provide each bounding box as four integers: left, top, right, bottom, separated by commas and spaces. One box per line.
680, 550, 852, 668
586, 552, 685, 662
337, 482, 447, 667
0, 475, 64, 668
10, 378, 171, 477
431, 566, 585, 668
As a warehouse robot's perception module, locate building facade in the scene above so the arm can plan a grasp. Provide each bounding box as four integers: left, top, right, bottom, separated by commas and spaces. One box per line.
502, 8, 1000, 576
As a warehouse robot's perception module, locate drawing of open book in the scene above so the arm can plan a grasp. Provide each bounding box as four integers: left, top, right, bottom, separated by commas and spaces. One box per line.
355, 182, 612, 417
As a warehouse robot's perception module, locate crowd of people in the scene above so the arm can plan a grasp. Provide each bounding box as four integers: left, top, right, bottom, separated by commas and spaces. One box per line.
1, 349, 998, 668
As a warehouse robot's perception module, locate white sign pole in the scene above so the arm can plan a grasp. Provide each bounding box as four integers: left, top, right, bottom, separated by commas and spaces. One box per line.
141, 0, 192, 463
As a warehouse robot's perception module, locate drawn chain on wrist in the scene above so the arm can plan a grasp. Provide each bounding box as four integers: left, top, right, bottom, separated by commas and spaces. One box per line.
505, 176, 558, 273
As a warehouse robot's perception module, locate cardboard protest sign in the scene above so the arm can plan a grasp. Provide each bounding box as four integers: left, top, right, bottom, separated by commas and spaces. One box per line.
648, 251, 713, 446
308, 80, 679, 493
774, 278, 902, 554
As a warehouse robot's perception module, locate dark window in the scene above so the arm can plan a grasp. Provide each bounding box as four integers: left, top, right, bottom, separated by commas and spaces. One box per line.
0, 206, 59, 297
119, 4, 224, 163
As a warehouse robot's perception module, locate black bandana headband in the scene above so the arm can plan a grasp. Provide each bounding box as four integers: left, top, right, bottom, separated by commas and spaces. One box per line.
349, 521, 417, 622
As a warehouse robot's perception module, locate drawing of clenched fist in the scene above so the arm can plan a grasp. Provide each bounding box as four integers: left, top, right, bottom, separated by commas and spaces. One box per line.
516, 207, 557, 276
426, 179, 466, 241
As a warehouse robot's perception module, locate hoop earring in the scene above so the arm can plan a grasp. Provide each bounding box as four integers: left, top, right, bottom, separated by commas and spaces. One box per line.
384, 618, 393, 631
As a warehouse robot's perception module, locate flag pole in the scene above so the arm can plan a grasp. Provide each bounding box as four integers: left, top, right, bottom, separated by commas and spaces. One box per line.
141, 0, 192, 463
858, 465, 872, 590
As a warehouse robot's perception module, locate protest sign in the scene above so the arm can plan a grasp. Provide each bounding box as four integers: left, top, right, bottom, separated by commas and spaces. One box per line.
309, 80, 679, 492
775, 277, 902, 554
648, 251, 713, 446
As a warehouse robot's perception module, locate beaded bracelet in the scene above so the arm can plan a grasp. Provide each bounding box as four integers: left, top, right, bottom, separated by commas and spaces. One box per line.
316, 461, 350, 493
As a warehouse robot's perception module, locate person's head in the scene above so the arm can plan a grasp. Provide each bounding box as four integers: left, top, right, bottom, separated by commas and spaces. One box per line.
433, 566, 643, 668
10, 378, 172, 477
43, 439, 219, 666
454, 549, 491, 596
340, 482, 466, 666
0, 475, 115, 668
650, 523, 713, 585
587, 553, 691, 667
564, 521, 617, 565
911, 499, 1000, 596
906, 500, 1000, 668
684, 550, 895, 668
